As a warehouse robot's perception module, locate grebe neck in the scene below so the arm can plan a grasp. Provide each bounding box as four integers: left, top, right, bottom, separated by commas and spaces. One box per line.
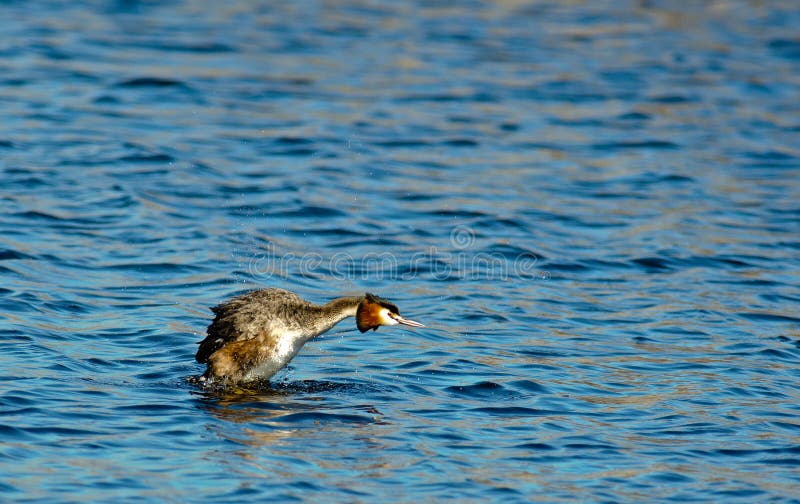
305, 295, 363, 337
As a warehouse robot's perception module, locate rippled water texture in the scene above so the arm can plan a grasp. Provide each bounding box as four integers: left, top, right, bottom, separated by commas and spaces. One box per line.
2, 1, 800, 502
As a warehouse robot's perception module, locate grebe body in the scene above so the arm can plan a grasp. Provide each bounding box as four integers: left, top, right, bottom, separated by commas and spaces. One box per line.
195, 288, 423, 385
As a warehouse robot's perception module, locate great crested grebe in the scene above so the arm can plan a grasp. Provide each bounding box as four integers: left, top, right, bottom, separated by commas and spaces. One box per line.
196, 288, 424, 385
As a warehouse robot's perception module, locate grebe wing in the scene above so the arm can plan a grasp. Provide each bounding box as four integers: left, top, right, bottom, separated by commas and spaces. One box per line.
195, 288, 308, 363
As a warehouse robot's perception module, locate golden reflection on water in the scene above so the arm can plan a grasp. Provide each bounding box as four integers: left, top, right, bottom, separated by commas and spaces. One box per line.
199, 383, 386, 448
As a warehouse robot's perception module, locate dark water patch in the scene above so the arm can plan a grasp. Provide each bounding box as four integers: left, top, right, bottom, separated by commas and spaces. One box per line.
271, 411, 374, 425
431, 208, 488, 219
10, 210, 128, 229
0, 326, 33, 342
705, 446, 800, 458
372, 139, 431, 148
471, 406, 562, 417
410, 366, 473, 379
755, 348, 798, 361
685, 254, 754, 269
769, 38, 800, 60
93, 94, 121, 104
273, 136, 314, 145
413, 424, 472, 442
25, 426, 106, 437
0, 394, 38, 409
471, 217, 531, 233
217, 183, 283, 195
650, 326, 709, 337
0, 424, 34, 441
12, 210, 65, 223
114, 403, 186, 414
578, 258, 631, 270
648, 95, 697, 104
102, 261, 205, 275
739, 149, 798, 169
445, 381, 515, 400
109, 167, 170, 178
442, 138, 479, 147
770, 421, 800, 433
459, 312, 508, 323
117, 153, 175, 163
396, 360, 428, 370
132, 41, 236, 53
1, 291, 46, 312
631, 256, 674, 272
484, 243, 543, 260
739, 312, 800, 323
618, 111, 650, 121
514, 442, 556, 451
517, 347, 566, 358
114, 77, 190, 89
777, 240, 800, 250
269, 206, 347, 218
41, 300, 94, 314
656, 173, 695, 183
513, 141, 567, 152
0, 249, 36, 261
593, 140, 679, 151
762, 458, 800, 466
713, 278, 782, 287
395, 92, 496, 103
314, 165, 349, 176
0, 481, 19, 493
134, 369, 176, 380
563, 442, 620, 453
45, 360, 86, 374
549, 117, 605, 127
646, 472, 694, 483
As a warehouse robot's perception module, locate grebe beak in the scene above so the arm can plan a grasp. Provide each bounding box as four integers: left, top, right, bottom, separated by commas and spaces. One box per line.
392, 314, 425, 328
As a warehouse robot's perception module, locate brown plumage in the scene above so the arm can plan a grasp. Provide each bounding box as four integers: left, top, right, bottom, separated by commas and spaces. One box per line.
195, 288, 424, 385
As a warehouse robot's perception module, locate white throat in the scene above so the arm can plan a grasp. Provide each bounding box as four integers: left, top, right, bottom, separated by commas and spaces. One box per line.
378, 308, 399, 326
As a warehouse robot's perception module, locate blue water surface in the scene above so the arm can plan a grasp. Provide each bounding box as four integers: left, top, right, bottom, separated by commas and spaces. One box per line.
1, 1, 800, 502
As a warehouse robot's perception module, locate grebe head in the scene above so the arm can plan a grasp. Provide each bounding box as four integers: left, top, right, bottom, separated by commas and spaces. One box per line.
356, 293, 424, 333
